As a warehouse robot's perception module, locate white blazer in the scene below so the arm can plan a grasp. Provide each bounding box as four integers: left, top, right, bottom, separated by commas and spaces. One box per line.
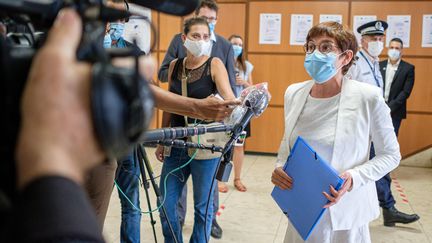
276, 78, 401, 230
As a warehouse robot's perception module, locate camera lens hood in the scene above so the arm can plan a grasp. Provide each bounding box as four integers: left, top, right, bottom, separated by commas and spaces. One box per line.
91, 62, 154, 158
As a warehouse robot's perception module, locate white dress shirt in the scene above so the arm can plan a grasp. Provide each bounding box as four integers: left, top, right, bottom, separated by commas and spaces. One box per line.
384, 59, 401, 102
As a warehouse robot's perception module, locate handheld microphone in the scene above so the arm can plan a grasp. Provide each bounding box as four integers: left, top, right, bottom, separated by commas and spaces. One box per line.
217, 84, 271, 181
225, 85, 270, 146
216, 103, 256, 182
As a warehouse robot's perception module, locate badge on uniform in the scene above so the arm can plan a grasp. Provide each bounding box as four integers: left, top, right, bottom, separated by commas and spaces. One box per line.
375, 21, 383, 31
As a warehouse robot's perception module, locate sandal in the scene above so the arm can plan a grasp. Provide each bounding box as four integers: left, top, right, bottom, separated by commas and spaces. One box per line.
218, 182, 229, 193
234, 178, 247, 192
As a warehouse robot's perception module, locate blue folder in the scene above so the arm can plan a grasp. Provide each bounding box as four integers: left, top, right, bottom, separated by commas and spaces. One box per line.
271, 136, 344, 241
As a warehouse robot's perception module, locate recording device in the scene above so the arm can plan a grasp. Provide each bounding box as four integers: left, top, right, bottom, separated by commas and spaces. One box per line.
0, 0, 200, 203
234, 131, 247, 146
140, 83, 270, 183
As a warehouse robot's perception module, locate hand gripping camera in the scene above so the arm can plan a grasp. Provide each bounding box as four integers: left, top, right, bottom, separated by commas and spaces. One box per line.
0, 0, 200, 202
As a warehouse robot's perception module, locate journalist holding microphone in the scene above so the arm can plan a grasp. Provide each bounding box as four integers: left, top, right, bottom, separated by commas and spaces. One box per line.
154, 17, 236, 243
271, 22, 401, 242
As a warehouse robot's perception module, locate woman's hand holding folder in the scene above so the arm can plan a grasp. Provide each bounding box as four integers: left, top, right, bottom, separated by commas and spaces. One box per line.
322, 171, 353, 208
271, 167, 293, 190
271, 165, 353, 208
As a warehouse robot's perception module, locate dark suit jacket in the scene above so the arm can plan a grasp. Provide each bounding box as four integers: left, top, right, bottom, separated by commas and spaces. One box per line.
379, 59, 415, 120
158, 33, 236, 92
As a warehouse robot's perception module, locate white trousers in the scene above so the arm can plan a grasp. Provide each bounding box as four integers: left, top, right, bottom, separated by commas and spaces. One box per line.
283, 210, 371, 243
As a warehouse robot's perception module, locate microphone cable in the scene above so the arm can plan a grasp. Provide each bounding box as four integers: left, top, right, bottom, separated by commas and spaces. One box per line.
113, 148, 198, 214
114, 119, 206, 214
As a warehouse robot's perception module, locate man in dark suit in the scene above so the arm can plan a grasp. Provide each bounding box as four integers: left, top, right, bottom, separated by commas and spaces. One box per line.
157, 0, 233, 239
378, 37, 419, 226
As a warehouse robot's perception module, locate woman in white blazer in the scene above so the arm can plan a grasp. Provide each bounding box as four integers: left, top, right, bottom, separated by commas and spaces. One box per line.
271, 22, 401, 243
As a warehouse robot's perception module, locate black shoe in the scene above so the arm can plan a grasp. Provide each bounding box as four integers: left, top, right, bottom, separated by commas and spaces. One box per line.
211, 219, 223, 239
383, 206, 420, 227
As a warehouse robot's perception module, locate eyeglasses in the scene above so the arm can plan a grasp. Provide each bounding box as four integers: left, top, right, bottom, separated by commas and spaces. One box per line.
303, 41, 339, 54
199, 16, 217, 23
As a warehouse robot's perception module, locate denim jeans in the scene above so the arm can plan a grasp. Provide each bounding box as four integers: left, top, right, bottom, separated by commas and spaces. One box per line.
116, 153, 142, 243
159, 147, 218, 243
177, 181, 219, 226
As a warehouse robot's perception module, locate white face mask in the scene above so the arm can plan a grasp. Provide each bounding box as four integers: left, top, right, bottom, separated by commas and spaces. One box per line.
367, 41, 384, 57
388, 49, 401, 61
184, 38, 210, 57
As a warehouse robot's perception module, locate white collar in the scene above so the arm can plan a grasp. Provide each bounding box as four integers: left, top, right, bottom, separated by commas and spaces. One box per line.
387, 59, 401, 67
210, 32, 217, 42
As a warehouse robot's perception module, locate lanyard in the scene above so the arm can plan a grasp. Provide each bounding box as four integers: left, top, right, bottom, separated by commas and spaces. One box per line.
115, 38, 127, 48
359, 51, 381, 87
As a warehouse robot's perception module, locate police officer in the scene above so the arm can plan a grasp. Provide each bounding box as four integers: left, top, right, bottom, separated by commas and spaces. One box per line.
348, 20, 420, 227
348, 20, 387, 89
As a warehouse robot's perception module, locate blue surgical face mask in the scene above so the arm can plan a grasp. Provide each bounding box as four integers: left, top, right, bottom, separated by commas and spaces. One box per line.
109, 23, 125, 41
388, 49, 401, 61
304, 50, 346, 84
233, 45, 243, 58
103, 34, 112, 48
208, 22, 216, 33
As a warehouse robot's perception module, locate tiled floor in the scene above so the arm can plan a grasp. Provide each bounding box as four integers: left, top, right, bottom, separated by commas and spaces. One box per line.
103, 148, 432, 243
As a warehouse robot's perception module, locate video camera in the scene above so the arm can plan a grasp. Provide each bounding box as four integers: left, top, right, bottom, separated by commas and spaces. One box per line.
0, 0, 200, 204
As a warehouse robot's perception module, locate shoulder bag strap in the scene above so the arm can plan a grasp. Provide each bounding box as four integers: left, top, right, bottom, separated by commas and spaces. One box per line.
181, 57, 189, 126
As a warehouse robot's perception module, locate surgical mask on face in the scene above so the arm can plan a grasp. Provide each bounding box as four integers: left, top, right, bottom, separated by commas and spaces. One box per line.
388, 49, 401, 61
233, 45, 242, 58
208, 22, 216, 33
109, 23, 125, 41
184, 38, 210, 57
103, 34, 112, 48
367, 41, 384, 57
304, 50, 346, 84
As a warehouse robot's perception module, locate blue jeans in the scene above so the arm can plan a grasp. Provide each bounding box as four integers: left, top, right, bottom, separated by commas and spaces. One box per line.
373, 118, 402, 209
116, 153, 142, 243
159, 147, 218, 243
177, 181, 219, 226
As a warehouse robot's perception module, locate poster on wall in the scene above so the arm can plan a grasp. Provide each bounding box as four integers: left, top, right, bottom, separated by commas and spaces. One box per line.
319, 14, 342, 24
386, 15, 411, 47
353, 15, 377, 45
123, 4, 152, 53
259, 13, 282, 45
422, 15, 432, 48
290, 14, 313, 46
